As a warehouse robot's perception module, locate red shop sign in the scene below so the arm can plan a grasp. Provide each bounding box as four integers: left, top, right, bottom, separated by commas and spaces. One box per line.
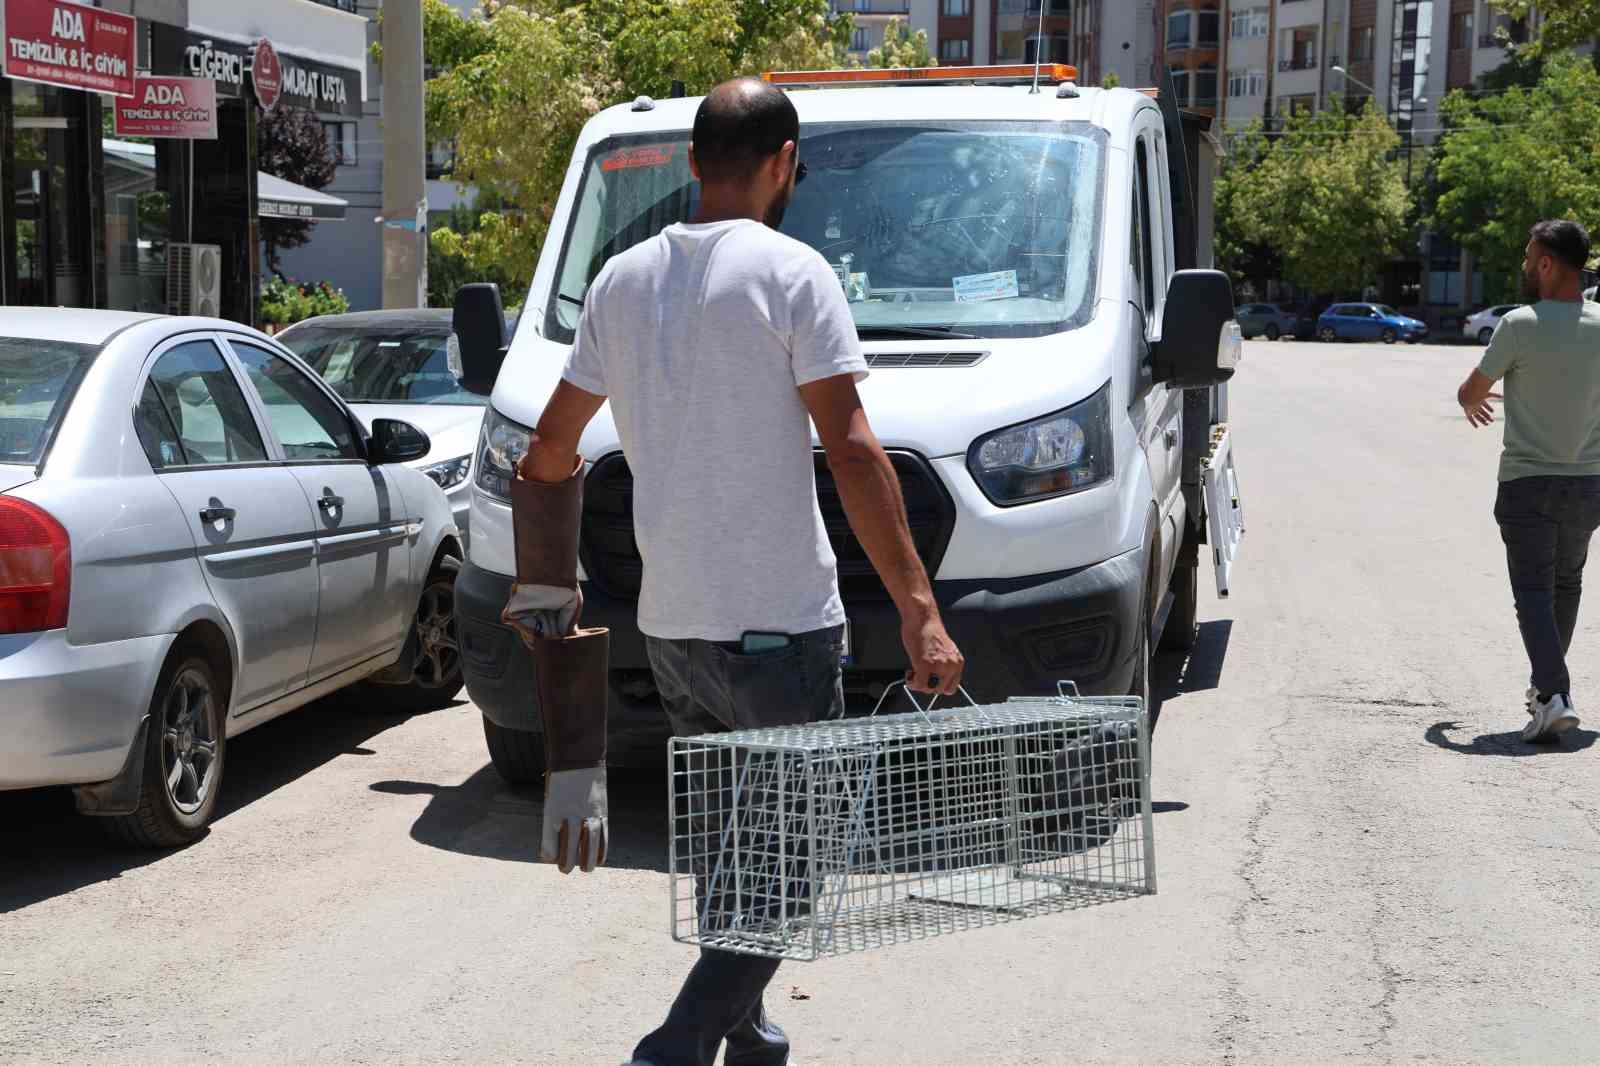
3, 0, 136, 97
251, 37, 281, 112
113, 75, 217, 139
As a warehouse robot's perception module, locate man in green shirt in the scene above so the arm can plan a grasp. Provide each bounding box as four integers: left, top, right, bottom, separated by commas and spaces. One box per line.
1458, 220, 1600, 742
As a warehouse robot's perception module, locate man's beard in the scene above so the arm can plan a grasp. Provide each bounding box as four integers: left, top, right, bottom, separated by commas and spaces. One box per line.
764, 183, 793, 229
1520, 266, 1541, 301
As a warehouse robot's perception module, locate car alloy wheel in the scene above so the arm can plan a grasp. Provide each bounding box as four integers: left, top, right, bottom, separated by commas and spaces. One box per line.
1319, 326, 1337, 342
1478, 327, 1494, 345
1265, 323, 1280, 341
160, 666, 220, 816
1382, 327, 1397, 344
409, 579, 461, 690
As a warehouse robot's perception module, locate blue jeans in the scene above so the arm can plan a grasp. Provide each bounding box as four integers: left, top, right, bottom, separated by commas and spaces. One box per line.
1495, 476, 1600, 699
632, 625, 846, 1066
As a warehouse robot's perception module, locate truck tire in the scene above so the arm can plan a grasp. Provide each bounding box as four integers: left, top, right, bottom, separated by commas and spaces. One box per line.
1160, 561, 1199, 652
482, 715, 546, 784
1130, 551, 1155, 729
105, 651, 226, 848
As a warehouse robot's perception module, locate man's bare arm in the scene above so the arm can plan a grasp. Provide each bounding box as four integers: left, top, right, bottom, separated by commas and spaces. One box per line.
800, 374, 963, 694
1457, 368, 1498, 428
518, 379, 607, 483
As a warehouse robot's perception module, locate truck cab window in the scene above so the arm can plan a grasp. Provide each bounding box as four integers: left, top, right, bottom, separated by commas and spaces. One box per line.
1133, 139, 1156, 324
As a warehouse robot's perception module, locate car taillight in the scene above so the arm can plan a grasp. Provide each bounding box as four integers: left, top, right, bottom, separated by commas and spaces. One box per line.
0, 496, 71, 635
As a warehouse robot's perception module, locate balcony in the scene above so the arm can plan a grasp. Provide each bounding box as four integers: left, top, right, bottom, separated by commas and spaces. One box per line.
1477, 32, 1504, 48
842, 0, 912, 13
308, 0, 359, 10
1278, 56, 1318, 71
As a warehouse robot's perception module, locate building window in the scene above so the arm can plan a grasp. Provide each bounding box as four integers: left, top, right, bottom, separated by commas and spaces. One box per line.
1279, 26, 1318, 69
1228, 68, 1267, 96
1025, 35, 1072, 64
1197, 10, 1220, 46
1351, 25, 1375, 60
321, 121, 357, 166
1167, 11, 1192, 49
1231, 7, 1269, 38
1390, 0, 1434, 131
1449, 10, 1474, 48
940, 37, 971, 60
1195, 63, 1218, 106
853, 0, 870, 11
1286, 92, 1317, 115
851, 26, 870, 50
942, 0, 971, 14
1168, 66, 1191, 105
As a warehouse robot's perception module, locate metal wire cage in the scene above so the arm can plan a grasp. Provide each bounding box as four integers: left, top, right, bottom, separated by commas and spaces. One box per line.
668, 684, 1155, 961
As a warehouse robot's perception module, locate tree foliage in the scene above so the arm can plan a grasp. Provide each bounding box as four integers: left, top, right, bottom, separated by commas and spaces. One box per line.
1213, 124, 1283, 297
423, 0, 848, 293
866, 17, 934, 69
257, 107, 336, 274
1489, 0, 1598, 56
1430, 53, 1600, 302
1225, 105, 1409, 295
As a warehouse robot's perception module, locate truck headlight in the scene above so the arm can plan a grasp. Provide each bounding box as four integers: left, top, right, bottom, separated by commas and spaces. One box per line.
422, 454, 472, 490
967, 383, 1113, 505
475, 407, 532, 501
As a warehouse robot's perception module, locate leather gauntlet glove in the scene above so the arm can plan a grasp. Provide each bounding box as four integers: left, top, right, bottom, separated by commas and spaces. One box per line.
502, 456, 610, 874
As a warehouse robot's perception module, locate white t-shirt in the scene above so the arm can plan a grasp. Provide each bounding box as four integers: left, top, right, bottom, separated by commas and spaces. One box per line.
562, 219, 869, 641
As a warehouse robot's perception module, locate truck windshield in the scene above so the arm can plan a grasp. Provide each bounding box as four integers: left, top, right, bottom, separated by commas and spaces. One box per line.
545, 121, 1105, 342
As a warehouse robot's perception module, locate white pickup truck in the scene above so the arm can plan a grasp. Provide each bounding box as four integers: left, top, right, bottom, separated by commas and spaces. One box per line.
449, 64, 1243, 778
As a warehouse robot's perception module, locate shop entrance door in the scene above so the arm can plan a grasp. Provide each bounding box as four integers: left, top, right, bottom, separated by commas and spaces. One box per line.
3, 81, 93, 307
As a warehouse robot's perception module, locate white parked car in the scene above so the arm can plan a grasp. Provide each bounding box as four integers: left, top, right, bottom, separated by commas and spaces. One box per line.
1, 309, 462, 846
277, 309, 514, 547
1462, 304, 1520, 345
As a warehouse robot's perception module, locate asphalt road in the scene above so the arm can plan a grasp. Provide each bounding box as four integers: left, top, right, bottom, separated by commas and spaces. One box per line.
4, 340, 1598, 1066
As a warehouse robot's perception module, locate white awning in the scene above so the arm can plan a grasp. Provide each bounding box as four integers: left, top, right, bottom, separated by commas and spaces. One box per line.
258, 171, 348, 222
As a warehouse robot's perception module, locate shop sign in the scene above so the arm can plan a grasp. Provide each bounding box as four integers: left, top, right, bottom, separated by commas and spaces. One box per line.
3, 0, 136, 97
113, 75, 217, 139
251, 38, 281, 112
181, 34, 361, 117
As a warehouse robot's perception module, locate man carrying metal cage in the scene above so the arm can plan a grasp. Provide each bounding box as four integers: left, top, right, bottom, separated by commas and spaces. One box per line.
506, 76, 964, 1066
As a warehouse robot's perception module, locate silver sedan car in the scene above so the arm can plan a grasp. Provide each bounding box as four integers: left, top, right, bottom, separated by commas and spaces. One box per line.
1, 310, 463, 846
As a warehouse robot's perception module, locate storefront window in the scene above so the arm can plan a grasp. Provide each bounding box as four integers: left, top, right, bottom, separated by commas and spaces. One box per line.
101, 121, 172, 313
5, 82, 93, 307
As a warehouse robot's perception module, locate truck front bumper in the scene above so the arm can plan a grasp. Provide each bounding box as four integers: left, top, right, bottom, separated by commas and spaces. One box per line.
456, 550, 1143, 759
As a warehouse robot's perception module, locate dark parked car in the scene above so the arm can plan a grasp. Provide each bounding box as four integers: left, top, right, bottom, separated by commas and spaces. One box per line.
1316, 303, 1428, 344
1235, 302, 1298, 341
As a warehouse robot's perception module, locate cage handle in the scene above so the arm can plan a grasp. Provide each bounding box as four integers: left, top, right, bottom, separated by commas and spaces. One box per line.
870, 680, 978, 721
1057, 680, 1082, 699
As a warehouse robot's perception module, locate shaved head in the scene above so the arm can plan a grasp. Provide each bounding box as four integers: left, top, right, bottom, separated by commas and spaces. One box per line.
691, 77, 799, 184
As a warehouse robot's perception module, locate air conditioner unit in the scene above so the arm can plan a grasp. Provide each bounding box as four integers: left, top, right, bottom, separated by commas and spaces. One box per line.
166, 242, 222, 317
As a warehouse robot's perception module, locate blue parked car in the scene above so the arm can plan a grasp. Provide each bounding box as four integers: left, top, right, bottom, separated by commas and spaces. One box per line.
1316, 302, 1428, 344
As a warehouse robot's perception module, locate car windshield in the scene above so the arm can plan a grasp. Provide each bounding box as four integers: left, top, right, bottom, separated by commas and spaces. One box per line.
279, 327, 486, 407
0, 337, 99, 466
1375, 305, 1399, 317
545, 121, 1106, 342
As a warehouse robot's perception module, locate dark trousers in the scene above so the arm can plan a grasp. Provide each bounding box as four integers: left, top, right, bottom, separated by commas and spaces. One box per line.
632, 625, 846, 1066
1495, 476, 1600, 699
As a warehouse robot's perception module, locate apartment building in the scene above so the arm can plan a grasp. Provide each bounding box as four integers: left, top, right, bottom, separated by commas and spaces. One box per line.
829, 0, 1155, 86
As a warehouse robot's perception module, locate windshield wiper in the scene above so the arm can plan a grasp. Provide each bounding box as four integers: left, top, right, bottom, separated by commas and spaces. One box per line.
856, 325, 977, 340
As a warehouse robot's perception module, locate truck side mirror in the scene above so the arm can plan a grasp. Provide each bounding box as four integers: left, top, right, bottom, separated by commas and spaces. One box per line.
1151, 269, 1241, 389
450, 282, 509, 396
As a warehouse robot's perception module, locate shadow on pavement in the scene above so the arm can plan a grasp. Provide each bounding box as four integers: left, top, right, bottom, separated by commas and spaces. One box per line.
0, 688, 458, 915
371, 764, 669, 873
1156, 620, 1233, 705
1423, 721, 1600, 757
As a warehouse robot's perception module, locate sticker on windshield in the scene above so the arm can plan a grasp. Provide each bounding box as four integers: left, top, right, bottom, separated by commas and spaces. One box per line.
952, 269, 1020, 303
602, 144, 676, 172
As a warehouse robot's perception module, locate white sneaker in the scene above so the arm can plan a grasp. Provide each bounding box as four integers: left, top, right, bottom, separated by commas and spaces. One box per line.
1523, 693, 1581, 741
1525, 682, 1538, 716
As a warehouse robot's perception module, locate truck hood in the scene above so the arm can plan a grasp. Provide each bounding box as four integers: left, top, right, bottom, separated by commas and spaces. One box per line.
347, 403, 486, 466
0, 464, 34, 493
491, 308, 1123, 459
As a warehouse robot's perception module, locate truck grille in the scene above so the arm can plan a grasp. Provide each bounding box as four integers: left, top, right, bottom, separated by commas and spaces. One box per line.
580, 451, 956, 602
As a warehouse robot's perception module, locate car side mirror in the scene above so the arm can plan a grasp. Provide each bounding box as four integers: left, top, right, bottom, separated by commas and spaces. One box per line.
450, 282, 509, 396
369, 418, 431, 465
1151, 269, 1241, 390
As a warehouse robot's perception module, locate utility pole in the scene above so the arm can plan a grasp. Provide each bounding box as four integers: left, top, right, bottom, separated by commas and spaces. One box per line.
382, 0, 427, 308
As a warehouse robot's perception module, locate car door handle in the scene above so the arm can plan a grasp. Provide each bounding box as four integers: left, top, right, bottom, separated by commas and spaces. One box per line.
198, 505, 236, 523
317, 494, 345, 512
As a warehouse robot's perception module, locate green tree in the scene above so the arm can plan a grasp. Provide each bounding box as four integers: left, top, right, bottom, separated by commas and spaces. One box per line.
423, 0, 845, 293
428, 190, 514, 307
1099, 71, 1120, 89
866, 17, 934, 68
1488, 0, 1597, 56
257, 107, 337, 274
1228, 105, 1410, 295
1213, 123, 1283, 296
1430, 53, 1600, 302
